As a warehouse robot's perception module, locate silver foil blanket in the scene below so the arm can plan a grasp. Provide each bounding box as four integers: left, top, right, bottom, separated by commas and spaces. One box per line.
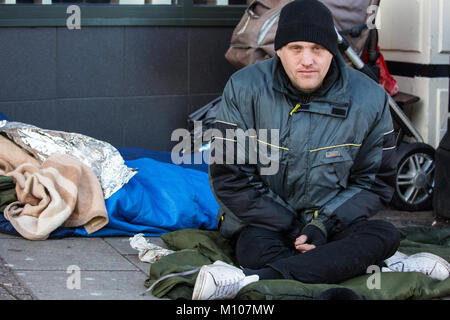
0, 121, 137, 199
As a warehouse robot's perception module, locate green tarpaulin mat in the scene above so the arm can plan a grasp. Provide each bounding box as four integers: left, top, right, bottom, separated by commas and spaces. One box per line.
0, 176, 17, 212
144, 226, 450, 300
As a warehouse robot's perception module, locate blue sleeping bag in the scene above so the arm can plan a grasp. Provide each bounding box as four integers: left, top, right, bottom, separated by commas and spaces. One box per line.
0, 147, 219, 238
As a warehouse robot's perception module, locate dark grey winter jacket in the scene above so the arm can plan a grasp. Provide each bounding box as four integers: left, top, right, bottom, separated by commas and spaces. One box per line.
208, 54, 396, 240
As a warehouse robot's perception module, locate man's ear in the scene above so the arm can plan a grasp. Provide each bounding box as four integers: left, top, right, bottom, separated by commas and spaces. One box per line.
276, 49, 281, 58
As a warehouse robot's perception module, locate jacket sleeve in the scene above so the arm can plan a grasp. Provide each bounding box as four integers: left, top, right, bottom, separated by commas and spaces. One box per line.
316, 93, 397, 236
209, 78, 301, 238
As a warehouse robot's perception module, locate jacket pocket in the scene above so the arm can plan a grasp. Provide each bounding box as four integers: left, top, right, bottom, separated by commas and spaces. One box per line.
219, 209, 247, 240
309, 147, 354, 189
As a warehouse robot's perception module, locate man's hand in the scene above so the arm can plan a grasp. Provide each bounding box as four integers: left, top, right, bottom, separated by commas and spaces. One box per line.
294, 234, 316, 253
294, 224, 326, 253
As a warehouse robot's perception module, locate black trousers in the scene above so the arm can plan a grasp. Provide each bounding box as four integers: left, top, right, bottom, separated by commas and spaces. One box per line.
235, 219, 400, 284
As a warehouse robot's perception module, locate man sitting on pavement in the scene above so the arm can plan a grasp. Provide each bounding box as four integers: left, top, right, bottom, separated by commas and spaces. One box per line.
192, 0, 449, 300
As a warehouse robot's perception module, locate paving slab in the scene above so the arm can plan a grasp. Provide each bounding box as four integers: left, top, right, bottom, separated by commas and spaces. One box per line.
14, 270, 158, 300
0, 286, 15, 300
0, 255, 35, 300
0, 234, 162, 300
124, 254, 151, 275
103, 237, 139, 255
0, 238, 137, 272
102, 237, 163, 275
104, 236, 168, 255
0, 232, 21, 239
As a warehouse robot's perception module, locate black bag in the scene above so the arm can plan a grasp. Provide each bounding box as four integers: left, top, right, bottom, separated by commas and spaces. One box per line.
433, 128, 450, 219
187, 96, 222, 153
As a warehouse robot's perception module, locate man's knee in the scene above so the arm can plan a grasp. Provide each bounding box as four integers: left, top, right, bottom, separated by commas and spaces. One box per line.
235, 226, 293, 269
365, 219, 401, 256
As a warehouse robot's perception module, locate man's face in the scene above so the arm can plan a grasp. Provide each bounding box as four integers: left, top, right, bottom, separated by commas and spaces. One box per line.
276, 41, 334, 93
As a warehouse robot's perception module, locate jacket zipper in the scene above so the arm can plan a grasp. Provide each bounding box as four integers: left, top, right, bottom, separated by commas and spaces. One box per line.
287, 100, 312, 207
304, 112, 313, 204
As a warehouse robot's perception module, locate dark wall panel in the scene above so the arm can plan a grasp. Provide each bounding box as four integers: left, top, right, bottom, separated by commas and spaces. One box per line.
0, 26, 235, 151
54, 98, 126, 146
124, 27, 189, 97
56, 27, 125, 98
0, 98, 125, 147
122, 95, 189, 151
0, 28, 57, 101
189, 27, 236, 95
0, 100, 57, 129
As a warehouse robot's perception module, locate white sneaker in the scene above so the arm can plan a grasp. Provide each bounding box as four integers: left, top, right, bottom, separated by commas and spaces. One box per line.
384, 250, 409, 266
383, 252, 450, 281
192, 260, 259, 300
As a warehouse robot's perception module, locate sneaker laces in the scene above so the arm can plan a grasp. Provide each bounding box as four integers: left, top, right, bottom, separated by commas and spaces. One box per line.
389, 260, 437, 276
212, 275, 243, 299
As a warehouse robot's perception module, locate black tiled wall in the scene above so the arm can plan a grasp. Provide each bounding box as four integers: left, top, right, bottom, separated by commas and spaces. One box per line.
0, 26, 236, 151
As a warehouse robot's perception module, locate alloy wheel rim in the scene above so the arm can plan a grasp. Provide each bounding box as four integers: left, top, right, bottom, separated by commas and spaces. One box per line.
396, 153, 435, 205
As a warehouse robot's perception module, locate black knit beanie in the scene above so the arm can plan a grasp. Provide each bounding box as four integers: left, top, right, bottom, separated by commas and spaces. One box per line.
274, 0, 338, 55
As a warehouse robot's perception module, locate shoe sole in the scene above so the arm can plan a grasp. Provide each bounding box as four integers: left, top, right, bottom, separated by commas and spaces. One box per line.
192, 266, 208, 300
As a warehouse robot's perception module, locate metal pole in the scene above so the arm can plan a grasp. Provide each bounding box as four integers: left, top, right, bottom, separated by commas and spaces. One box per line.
335, 27, 424, 143
388, 96, 424, 143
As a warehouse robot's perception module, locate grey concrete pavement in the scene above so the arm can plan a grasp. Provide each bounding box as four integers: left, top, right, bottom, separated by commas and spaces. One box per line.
0, 255, 34, 300
0, 231, 165, 300
0, 208, 448, 300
